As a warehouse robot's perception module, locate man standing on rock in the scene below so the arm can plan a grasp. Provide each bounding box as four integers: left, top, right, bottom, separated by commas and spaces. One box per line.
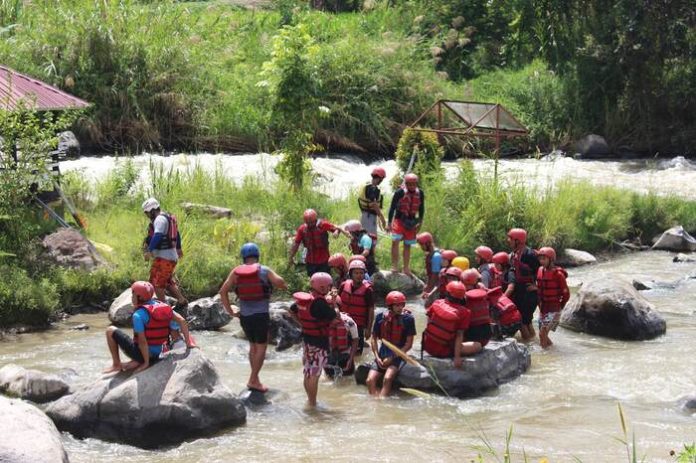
104, 281, 194, 374
142, 198, 187, 306
387, 173, 425, 277
219, 242, 287, 393
507, 228, 540, 341
289, 209, 350, 277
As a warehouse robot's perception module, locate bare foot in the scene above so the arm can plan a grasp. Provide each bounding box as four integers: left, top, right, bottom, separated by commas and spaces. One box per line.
102, 364, 122, 374
247, 383, 269, 393
390, 267, 401, 273
121, 361, 141, 371
403, 269, 413, 277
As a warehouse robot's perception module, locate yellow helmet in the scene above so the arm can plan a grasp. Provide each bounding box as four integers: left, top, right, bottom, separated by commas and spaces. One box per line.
451, 256, 470, 271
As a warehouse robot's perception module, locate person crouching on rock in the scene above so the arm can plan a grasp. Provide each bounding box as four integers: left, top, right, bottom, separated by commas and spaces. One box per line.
290, 272, 339, 407
219, 242, 287, 393
535, 247, 570, 348
325, 312, 359, 378
104, 281, 194, 374
366, 291, 416, 398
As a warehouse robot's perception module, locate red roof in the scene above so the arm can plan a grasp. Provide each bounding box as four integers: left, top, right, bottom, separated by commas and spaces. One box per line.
0, 65, 90, 111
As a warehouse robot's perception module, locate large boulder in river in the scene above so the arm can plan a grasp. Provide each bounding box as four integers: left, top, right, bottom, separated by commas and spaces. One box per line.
0, 395, 70, 463
556, 248, 597, 267
371, 270, 425, 297
652, 226, 696, 252
355, 339, 530, 398
108, 289, 176, 327
185, 296, 232, 330
0, 364, 70, 403
42, 228, 106, 271
560, 278, 666, 340
45, 349, 246, 448
574, 134, 610, 158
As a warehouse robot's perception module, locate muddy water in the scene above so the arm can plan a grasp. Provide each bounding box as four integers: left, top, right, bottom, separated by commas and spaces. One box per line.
1, 252, 695, 462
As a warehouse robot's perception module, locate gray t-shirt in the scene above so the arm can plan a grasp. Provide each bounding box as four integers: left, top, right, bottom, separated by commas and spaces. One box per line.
239, 265, 271, 316
152, 214, 179, 262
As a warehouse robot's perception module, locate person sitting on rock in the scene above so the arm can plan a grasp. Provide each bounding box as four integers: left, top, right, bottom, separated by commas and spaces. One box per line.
219, 242, 288, 393
344, 219, 379, 275
289, 209, 350, 277
535, 247, 570, 348
422, 281, 471, 363
456, 288, 492, 358
474, 246, 494, 288
324, 312, 359, 378
328, 253, 349, 287
338, 259, 375, 354
487, 286, 522, 340
387, 173, 425, 277
366, 291, 416, 398
104, 281, 194, 374
416, 232, 441, 302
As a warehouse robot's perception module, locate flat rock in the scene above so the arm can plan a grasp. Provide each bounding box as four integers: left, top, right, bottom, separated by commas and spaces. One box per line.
652, 226, 696, 252
560, 278, 666, 340
42, 228, 106, 271
45, 349, 245, 449
557, 248, 597, 267
0, 364, 71, 403
185, 296, 232, 330
355, 339, 530, 398
370, 270, 425, 297
180, 202, 232, 218
0, 395, 70, 463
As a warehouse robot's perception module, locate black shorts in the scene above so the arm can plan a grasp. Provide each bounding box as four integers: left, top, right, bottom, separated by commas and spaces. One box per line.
356, 327, 366, 355
465, 324, 492, 344
306, 263, 331, 277
513, 290, 538, 324
240, 313, 270, 344
112, 329, 159, 364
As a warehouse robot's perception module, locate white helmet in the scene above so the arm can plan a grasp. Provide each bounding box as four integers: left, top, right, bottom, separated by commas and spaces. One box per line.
142, 197, 160, 212
343, 220, 362, 233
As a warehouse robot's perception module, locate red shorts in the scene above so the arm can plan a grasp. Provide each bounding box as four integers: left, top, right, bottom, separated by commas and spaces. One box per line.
391, 218, 417, 244
150, 258, 177, 288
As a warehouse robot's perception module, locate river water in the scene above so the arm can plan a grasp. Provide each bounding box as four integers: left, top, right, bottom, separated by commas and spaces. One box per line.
3, 154, 696, 462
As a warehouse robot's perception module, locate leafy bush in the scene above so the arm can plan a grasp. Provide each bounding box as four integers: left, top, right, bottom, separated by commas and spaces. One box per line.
0, 265, 59, 327
394, 128, 444, 186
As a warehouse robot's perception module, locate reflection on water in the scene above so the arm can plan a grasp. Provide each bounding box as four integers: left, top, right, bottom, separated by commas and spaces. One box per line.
2, 252, 695, 462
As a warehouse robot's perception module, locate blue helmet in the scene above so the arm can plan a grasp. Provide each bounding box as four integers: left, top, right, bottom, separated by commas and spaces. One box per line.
240, 242, 260, 259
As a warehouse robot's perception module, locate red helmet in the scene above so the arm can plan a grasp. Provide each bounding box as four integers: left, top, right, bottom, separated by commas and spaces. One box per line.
441, 249, 458, 262
537, 246, 557, 261
445, 267, 462, 279
371, 167, 386, 179
303, 209, 318, 223
349, 254, 366, 263
328, 253, 347, 270
404, 173, 418, 184
348, 259, 366, 272
507, 228, 527, 244
492, 252, 510, 265
386, 291, 406, 306
131, 281, 154, 301
446, 281, 467, 299
460, 268, 481, 286
310, 272, 333, 292
475, 246, 493, 262
416, 232, 433, 245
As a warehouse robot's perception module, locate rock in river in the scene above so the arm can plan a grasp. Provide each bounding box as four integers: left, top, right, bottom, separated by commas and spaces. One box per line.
556, 248, 597, 267
370, 270, 425, 297
45, 349, 246, 448
355, 339, 530, 398
0, 364, 71, 403
652, 225, 696, 252
0, 395, 70, 463
185, 296, 232, 330
560, 278, 666, 340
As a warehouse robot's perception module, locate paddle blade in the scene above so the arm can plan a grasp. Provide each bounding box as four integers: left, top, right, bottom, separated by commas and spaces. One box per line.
380, 338, 421, 368
400, 388, 431, 399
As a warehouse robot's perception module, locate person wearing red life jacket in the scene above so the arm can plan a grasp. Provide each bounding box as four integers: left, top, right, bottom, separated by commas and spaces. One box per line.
474, 246, 494, 288
219, 243, 287, 393
344, 219, 379, 275
423, 281, 471, 361
424, 249, 458, 306
416, 232, 442, 300
141, 198, 187, 307
358, 166, 388, 234
491, 251, 515, 295
104, 281, 194, 374
338, 259, 375, 354
507, 228, 541, 341
460, 268, 485, 290
487, 286, 522, 339
455, 288, 492, 360
324, 312, 359, 377
387, 173, 425, 277
289, 209, 350, 277
289, 272, 339, 407
536, 247, 570, 348
366, 291, 417, 398
328, 253, 349, 288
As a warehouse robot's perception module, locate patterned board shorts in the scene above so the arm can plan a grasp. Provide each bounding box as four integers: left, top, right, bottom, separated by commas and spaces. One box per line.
538, 311, 560, 331
150, 257, 177, 288
303, 343, 329, 377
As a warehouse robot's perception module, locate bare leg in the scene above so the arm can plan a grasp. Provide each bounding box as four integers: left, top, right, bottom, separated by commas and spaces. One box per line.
167, 277, 188, 305
154, 286, 166, 302
121, 360, 141, 371
402, 244, 412, 277
247, 342, 268, 391
366, 370, 382, 396
103, 326, 122, 373
391, 240, 400, 272
304, 374, 321, 407
459, 341, 484, 356
539, 326, 552, 348
380, 365, 399, 397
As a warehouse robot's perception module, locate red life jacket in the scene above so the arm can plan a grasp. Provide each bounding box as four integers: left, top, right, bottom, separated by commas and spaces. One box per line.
512, 247, 537, 286
437, 267, 449, 296
489, 289, 522, 326
300, 221, 330, 259
296, 292, 332, 338
425, 249, 441, 279
536, 266, 569, 314
136, 301, 173, 347
338, 280, 371, 328
349, 232, 377, 258
146, 212, 179, 250
396, 187, 421, 219
328, 315, 352, 353
423, 299, 468, 357
466, 289, 491, 327
233, 263, 271, 301
379, 309, 411, 347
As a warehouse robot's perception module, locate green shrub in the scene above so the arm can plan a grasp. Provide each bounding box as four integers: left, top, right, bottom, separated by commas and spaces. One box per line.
0, 265, 59, 327
393, 128, 444, 188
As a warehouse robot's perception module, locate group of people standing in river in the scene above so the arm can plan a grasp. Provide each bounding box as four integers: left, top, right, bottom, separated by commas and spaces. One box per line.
103, 167, 570, 407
